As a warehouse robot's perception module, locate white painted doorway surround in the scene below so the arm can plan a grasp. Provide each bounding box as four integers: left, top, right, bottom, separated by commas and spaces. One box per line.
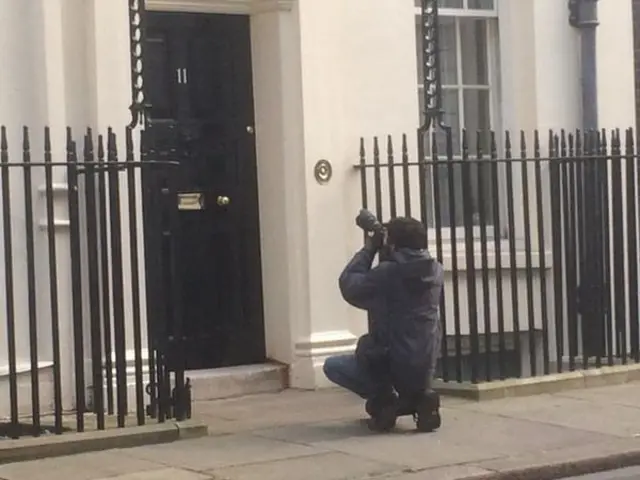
144, 0, 338, 390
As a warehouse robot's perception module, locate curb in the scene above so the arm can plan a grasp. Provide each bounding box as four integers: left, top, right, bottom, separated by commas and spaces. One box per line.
0, 419, 208, 465
434, 364, 640, 401
459, 439, 640, 480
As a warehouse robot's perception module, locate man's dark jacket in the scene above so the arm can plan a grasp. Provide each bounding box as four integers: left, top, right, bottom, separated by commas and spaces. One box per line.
339, 245, 444, 394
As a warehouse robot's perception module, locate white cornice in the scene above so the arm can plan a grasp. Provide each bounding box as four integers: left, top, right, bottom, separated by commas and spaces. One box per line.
146, 0, 294, 15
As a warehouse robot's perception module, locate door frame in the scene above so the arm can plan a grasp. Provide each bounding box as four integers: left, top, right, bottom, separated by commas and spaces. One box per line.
146, 0, 294, 15
143, 0, 310, 372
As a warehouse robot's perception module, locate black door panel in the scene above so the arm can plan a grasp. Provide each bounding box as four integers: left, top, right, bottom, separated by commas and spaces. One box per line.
144, 12, 265, 370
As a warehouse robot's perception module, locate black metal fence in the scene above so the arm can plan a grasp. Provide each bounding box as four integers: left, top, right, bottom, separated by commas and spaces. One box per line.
0, 125, 187, 439
358, 127, 640, 384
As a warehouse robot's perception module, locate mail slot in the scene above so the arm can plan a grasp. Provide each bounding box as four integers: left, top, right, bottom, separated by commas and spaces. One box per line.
177, 192, 205, 211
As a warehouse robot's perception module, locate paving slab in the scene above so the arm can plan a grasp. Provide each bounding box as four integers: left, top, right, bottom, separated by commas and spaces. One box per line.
382, 465, 494, 480
2, 384, 640, 480
306, 426, 502, 471
121, 433, 325, 471
206, 451, 400, 480
455, 392, 640, 438
192, 389, 368, 431
557, 383, 640, 409
97, 468, 212, 480
0, 450, 162, 480
252, 406, 613, 463
193, 389, 470, 434
469, 437, 640, 479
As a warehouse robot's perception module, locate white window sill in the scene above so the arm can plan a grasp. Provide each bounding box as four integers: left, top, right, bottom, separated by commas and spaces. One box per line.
429, 241, 554, 272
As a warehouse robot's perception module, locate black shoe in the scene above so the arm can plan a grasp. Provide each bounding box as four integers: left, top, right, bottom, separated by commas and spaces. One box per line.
414, 390, 441, 433
365, 392, 398, 432
364, 391, 396, 417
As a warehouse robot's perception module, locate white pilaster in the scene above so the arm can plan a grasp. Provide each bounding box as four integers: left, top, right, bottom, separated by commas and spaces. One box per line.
280, 0, 420, 388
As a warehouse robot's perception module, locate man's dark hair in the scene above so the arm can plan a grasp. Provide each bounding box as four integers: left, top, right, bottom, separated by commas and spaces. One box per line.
385, 217, 428, 250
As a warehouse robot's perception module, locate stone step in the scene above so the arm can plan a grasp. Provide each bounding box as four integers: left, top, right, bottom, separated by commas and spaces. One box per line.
186, 363, 288, 401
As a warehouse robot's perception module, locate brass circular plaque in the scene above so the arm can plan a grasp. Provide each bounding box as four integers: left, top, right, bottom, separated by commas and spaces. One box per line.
314, 159, 332, 184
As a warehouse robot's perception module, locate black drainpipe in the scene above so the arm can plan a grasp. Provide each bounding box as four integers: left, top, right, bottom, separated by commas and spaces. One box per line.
569, 0, 600, 131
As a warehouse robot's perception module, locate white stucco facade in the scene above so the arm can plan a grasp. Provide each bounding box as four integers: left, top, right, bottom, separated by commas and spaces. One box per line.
0, 0, 636, 415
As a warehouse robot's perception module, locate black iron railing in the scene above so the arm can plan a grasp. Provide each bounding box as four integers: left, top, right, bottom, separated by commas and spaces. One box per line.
0, 125, 186, 439
357, 127, 640, 384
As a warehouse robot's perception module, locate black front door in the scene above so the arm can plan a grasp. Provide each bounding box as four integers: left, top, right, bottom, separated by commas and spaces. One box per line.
144, 12, 265, 370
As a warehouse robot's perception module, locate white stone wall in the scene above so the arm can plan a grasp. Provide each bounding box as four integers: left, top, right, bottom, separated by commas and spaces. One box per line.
0, 0, 637, 418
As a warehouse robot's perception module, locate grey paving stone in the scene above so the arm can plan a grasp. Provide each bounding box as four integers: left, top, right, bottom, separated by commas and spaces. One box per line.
96, 469, 212, 480
207, 451, 399, 480
121, 433, 325, 471
471, 438, 640, 473
382, 464, 494, 480
0, 450, 162, 480
558, 384, 640, 409
457, 393, 640, 438
253, 405, 613, 468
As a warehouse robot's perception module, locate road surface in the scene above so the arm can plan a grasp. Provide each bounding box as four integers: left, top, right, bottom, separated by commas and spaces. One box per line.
567, 467, 640, 479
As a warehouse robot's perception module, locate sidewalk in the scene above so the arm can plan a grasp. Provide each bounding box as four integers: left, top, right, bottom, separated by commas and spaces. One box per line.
2, 382, 640, 480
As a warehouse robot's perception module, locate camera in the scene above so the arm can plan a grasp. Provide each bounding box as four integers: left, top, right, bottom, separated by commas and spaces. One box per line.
356, 209, 391, 258
356, 209, 385, 235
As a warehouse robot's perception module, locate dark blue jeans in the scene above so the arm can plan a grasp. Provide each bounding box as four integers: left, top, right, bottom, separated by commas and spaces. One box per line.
323, 354, 391, 399
324, 353, 436, 400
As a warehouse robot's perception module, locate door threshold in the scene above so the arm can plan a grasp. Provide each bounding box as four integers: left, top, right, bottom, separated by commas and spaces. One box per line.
186, 363, 288, 401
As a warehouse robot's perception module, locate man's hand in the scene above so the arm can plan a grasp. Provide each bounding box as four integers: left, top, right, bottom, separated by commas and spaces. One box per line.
365, 230, 385, 252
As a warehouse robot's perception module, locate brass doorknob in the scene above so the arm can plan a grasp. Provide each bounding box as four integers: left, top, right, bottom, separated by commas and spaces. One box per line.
216, 195, 230, 206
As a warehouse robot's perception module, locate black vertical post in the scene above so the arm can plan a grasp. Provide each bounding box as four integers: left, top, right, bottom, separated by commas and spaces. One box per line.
97, 135, 114, 415
611, 129, 627, 363
360, 136, 372, 340
445, 127, 462, 381
592, 131, 605, 368
0, 126, 19, 431
158, 166, 175, 421
360, 138, 371, 332
431, 131, 448, 381
22, 127, 41, 433
373, 138, 383, 222
628, 129, 640, 362
534, 131, 550, 374
565, 133, 578, 370
108, 129, 128, 427
505, 132, 522, 375
359, 138, 368, 212
582, 132, 592, 370
575, 132, 588, 369
140, 129, 158, 419
44, 128, 63, 433
126, 127, 146, 425
520, 132, 537, 376
476, 132, 492, 381
601, 131, 614, 367
84, 130, 105, 430
156, 163, 174, 423
461, 130, 479, 383
67, 130, 85, 432
417, 129, 429, 234
490, 132, 507, 379
401, 135, 412, 217
550, 132, 564, 373
387, 136, 397, 219
165, 167, 188, 420
368, 134, 384, 347
582, 131, 598, 369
